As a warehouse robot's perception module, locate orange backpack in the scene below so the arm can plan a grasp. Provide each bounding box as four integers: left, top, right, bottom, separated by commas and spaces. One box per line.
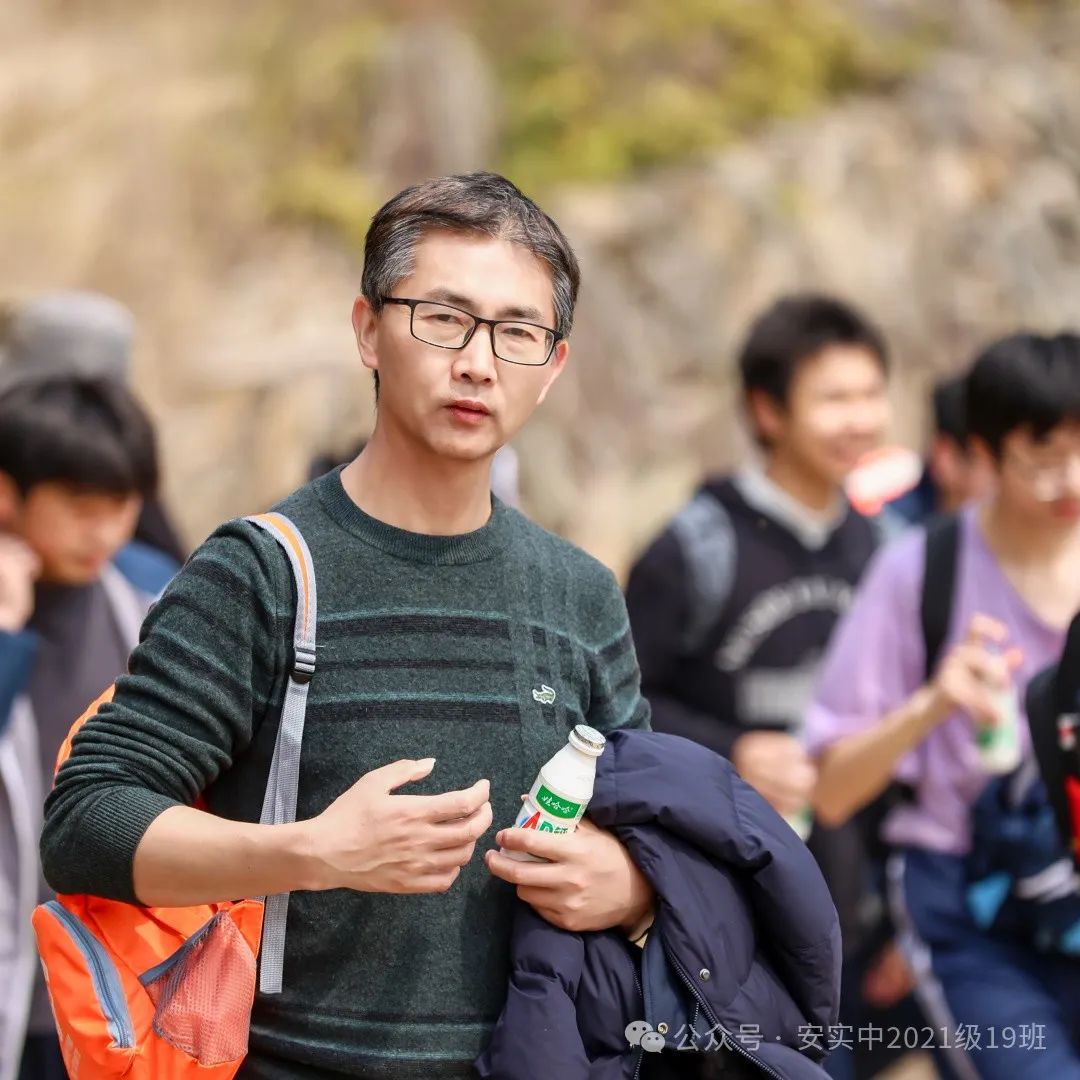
31, 512, 317, 1079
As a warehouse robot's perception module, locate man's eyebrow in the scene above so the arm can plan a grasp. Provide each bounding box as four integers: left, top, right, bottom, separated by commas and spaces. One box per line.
422, 287, 477, 309
421, 288, 550, 325
496, 303, 548, 323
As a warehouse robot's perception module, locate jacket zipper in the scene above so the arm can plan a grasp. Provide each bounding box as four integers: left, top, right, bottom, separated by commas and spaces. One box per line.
631, 951, 645, 1080
45, 901, 135, 1049
663, 944, 784, 1080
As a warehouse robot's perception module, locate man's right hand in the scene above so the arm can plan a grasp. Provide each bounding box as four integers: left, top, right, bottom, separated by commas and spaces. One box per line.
927, 613, 1022, 729
303, 758, 493, 894
0, 535, 40, 633
812, 615, 1021, 831
731, 731, 817, 817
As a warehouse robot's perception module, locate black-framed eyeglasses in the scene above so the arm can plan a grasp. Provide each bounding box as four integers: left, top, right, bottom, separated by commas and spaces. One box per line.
1003, 446, 1080, 501
380, 296, 562, 367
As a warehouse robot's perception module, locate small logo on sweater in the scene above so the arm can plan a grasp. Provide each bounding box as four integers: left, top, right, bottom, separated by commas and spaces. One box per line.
532, 684, 556, 705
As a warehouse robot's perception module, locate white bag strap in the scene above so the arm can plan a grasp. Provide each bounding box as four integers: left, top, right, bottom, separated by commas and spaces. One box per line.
0, 700, 43, 1080
244, 512, 317, 995
99, 562, 153, 651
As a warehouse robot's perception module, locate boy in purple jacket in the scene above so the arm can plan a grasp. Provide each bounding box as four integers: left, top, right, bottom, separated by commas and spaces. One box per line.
809, 332, 1080, 1079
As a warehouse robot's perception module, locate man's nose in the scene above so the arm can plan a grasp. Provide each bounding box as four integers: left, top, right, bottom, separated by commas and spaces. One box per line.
453, 323, 499, 383
848, 398, 889, 434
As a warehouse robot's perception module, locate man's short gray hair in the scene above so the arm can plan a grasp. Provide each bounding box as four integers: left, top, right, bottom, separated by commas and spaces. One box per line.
361, 173, 580, 338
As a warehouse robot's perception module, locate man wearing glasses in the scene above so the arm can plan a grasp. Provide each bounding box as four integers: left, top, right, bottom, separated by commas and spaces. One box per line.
41, 173, 653, 1079
808, 333, 1080, 1078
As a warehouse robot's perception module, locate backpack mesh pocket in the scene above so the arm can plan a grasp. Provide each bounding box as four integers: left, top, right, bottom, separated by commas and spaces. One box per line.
143, 913, 256, 1066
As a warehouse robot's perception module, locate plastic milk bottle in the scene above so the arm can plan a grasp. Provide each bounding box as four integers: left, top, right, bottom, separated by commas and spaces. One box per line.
783, 806, 813, 842
978, 654, 1023, 775
501, 725, 607, 862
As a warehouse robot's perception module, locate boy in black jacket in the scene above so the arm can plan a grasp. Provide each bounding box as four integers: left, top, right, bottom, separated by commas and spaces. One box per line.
627, 295, 895, 1078
627, 295, 888, 816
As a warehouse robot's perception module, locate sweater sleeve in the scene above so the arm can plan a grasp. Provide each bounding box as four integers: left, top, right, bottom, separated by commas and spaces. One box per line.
40, 521, 290, 903
625, 530, 745, 759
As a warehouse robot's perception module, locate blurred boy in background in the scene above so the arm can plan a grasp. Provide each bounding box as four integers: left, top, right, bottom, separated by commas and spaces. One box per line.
810, 332, 1080, 1079
0, 374, 174, 1080
626, 295, 903, 1077
0, 290, 186, 567
626, 294, 888, 827
885, 371, 995, 528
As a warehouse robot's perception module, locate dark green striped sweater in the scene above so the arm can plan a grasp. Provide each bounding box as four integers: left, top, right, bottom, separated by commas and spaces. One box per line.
41, 467, 650, 1078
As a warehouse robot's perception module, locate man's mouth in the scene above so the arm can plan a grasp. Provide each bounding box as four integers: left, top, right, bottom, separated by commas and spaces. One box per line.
447, 400, 492, 425
1052, 498, 1080, 519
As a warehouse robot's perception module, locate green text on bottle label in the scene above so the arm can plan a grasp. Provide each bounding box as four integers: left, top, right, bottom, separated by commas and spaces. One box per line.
535, 785, 582, 820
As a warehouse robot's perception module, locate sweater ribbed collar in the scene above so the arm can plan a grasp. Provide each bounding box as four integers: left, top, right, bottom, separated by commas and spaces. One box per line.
314, 466, 512, 565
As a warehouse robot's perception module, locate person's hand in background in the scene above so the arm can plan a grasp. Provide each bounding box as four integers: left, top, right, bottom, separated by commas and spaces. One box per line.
928, 613, 1022, 728
731, 730, 817, 817
0, 535, 40, 632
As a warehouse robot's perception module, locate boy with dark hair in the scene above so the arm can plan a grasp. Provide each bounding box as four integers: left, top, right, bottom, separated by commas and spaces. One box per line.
0, 290, 187, 566
627, 294, 889, 815
626, 294, 895, 1078
886, 372, 996, 527
0, 375, 175, 1080
810, 332, 1080, 1078
40, 173, 653, 1080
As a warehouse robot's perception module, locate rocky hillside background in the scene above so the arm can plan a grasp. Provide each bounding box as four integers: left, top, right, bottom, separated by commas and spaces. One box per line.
3, 0, 1080, 573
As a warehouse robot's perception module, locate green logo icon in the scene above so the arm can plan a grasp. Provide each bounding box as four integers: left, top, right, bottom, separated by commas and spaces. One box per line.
532, 684, 557, 705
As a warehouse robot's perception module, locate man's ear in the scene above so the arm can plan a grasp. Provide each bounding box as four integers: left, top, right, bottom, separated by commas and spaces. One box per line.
928, 434, 963, 491
352, 295, 380, 376
745, 389, 786, 446
0, 472, 21, 529
966, 434, 998, 476
535, 339, 569, 407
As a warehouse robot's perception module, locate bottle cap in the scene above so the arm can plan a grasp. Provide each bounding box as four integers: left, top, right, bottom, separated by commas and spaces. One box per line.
570, 724, 606, 757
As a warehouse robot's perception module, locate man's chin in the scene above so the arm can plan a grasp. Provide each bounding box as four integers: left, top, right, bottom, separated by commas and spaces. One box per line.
432, 432, 504, 465
801, 458, 849, 492
827, 450, 879, 489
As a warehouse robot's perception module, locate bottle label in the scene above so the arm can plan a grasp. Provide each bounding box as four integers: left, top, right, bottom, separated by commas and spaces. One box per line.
503, 770, 592, 860
534, 784, 583, 821
512, 787, 582, 836
512, 803, 571, 836
977, 686, 1022, 774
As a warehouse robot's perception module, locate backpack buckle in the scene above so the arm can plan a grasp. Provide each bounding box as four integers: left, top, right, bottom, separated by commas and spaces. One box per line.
291, 645, 316, 685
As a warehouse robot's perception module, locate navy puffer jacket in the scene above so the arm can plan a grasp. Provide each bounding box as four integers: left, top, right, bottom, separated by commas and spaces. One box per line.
476, 730, 840, 1080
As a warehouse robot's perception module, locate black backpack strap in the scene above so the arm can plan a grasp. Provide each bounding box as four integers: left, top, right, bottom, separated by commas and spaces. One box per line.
920, 514, 961, 681
1027, 612, 1080, 850
668, 489, 737, 655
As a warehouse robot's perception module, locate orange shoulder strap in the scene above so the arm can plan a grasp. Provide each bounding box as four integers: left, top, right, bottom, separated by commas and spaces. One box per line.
55, 684, 117, 776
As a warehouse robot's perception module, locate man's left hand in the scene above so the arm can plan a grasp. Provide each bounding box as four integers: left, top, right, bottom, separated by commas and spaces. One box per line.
485, 814, 654, 934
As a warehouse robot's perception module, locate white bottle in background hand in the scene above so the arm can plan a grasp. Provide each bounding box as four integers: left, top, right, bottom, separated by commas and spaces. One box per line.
501, 725, 607, 863
977, 648, 1023, 775
783, 806, 813, 842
